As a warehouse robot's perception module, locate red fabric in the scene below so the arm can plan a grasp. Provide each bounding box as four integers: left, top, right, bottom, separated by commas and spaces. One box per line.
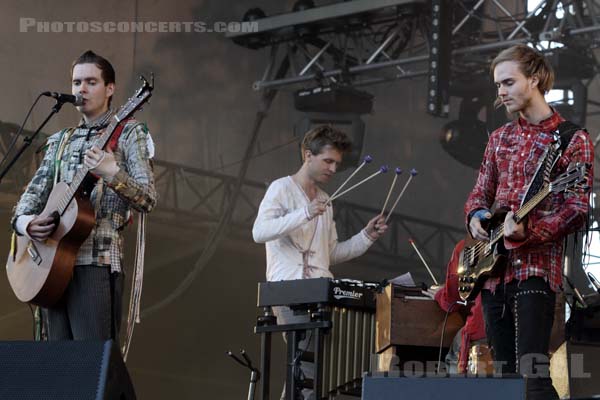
109, 119, 135, 226
106, 119, 132, 152
435, 240, 486, 372
89, 120, 130, 181
464, 111, 594, 292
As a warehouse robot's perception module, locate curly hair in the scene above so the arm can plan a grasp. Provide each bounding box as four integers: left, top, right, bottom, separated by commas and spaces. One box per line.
301, 125, 352, 160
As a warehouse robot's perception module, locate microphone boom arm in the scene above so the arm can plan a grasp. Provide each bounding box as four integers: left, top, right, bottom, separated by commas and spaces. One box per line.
0, 98, 66, 183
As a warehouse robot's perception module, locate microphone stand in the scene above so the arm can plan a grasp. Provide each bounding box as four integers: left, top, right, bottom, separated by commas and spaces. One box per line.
0, 99, 67, 183
227, 349, 260, 400
564, 275, 588, 309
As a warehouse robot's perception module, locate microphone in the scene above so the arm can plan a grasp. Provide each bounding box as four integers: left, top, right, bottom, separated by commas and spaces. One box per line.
42, 92, 84, 106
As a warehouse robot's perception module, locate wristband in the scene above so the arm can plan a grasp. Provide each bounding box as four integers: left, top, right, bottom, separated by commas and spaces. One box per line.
472, 209, 491, 221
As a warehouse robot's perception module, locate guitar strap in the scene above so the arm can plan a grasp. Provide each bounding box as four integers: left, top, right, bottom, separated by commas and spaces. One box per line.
91, 120, 132, 214
556, 121, 582, 153
521, 120, 583, 206
106, 119, 132, 151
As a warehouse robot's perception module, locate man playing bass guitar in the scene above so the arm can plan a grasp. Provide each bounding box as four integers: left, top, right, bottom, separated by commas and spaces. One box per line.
465, 44, 593, 400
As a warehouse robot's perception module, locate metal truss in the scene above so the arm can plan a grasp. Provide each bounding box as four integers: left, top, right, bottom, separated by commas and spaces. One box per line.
151, 159, 266, 229
449, 0, 600, 89
227, 0, 600, 192
227, 0, 600, 93
228, 0, 432, 91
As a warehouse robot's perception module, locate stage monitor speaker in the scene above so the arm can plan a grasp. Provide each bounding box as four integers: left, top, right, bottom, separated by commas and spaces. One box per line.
0, 340, 136, 400
362, 373, 525, 400
565, 341, 600, 398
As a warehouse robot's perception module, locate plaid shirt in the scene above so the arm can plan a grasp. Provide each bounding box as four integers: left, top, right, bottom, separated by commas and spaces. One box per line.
12, 110, 157, 272
464, 111, 594, 292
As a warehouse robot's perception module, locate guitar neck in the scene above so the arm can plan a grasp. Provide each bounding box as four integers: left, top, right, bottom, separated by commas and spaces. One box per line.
488, 184, 551, 245
55, 115, 122, 214
50, 74, 153, 215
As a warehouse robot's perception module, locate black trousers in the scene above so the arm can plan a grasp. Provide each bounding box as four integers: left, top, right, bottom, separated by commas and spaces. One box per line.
45, 265, 123, 342
273, 306, 315, 400
481, 276, 559, 400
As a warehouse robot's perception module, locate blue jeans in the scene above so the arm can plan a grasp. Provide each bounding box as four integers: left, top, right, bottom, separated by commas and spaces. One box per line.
481, 276, 559, 400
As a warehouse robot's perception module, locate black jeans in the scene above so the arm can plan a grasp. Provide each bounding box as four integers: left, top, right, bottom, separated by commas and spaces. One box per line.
481, 277, 559, 400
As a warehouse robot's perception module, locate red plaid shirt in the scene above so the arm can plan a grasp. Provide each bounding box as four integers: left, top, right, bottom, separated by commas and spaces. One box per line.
464, 111, 594, 292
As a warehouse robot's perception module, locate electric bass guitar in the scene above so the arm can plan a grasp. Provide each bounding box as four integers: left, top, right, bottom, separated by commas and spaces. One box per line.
6, 75, 154, 307
457, 163, 589, 301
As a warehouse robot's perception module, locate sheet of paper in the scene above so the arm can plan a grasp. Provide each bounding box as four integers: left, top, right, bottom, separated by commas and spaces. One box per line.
389, 272, 416, 287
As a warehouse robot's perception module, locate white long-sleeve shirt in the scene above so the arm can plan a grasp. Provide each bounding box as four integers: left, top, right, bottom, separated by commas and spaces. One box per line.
252, 176, 374, 281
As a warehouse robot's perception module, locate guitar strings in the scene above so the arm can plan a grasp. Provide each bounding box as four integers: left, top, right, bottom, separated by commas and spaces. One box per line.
466, 186, 550, 261
460, 166, 584, 297
56, 120, 118, 214
466, 167, 581, 262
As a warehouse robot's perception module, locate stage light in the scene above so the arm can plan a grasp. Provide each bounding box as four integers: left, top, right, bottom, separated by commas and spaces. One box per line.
234, 8, 269, 49
295, 86, 374, 114
440, 118, 488, 169
243, 7, 266, 22
292, 0, 319, 37
293, 0, 315, 12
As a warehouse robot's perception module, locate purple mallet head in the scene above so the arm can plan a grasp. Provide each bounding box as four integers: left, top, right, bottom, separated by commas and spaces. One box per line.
395, 167, 402, 175
410, 168, 418, 176
364, 155, 373, 164
380, 165, 389, 173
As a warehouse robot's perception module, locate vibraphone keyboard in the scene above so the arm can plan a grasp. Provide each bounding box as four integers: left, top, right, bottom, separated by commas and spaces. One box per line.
257, 277, 378, 310
256, 278, 380, 399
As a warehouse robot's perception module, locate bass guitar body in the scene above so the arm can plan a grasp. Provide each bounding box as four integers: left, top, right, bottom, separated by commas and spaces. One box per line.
457, 208, 509, 301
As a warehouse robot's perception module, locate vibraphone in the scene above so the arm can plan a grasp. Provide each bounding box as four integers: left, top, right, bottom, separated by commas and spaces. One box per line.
255, 278, 379, 400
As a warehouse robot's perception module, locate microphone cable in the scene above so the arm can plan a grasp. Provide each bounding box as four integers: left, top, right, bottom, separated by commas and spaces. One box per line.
436, 299, 468, 374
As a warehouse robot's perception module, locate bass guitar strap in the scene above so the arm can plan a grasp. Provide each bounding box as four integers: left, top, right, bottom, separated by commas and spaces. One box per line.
521, 121, 582, 206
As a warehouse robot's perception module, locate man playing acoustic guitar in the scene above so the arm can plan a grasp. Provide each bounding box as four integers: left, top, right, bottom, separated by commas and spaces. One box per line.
465, 44, 593, 399
11, 50, 156, 341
